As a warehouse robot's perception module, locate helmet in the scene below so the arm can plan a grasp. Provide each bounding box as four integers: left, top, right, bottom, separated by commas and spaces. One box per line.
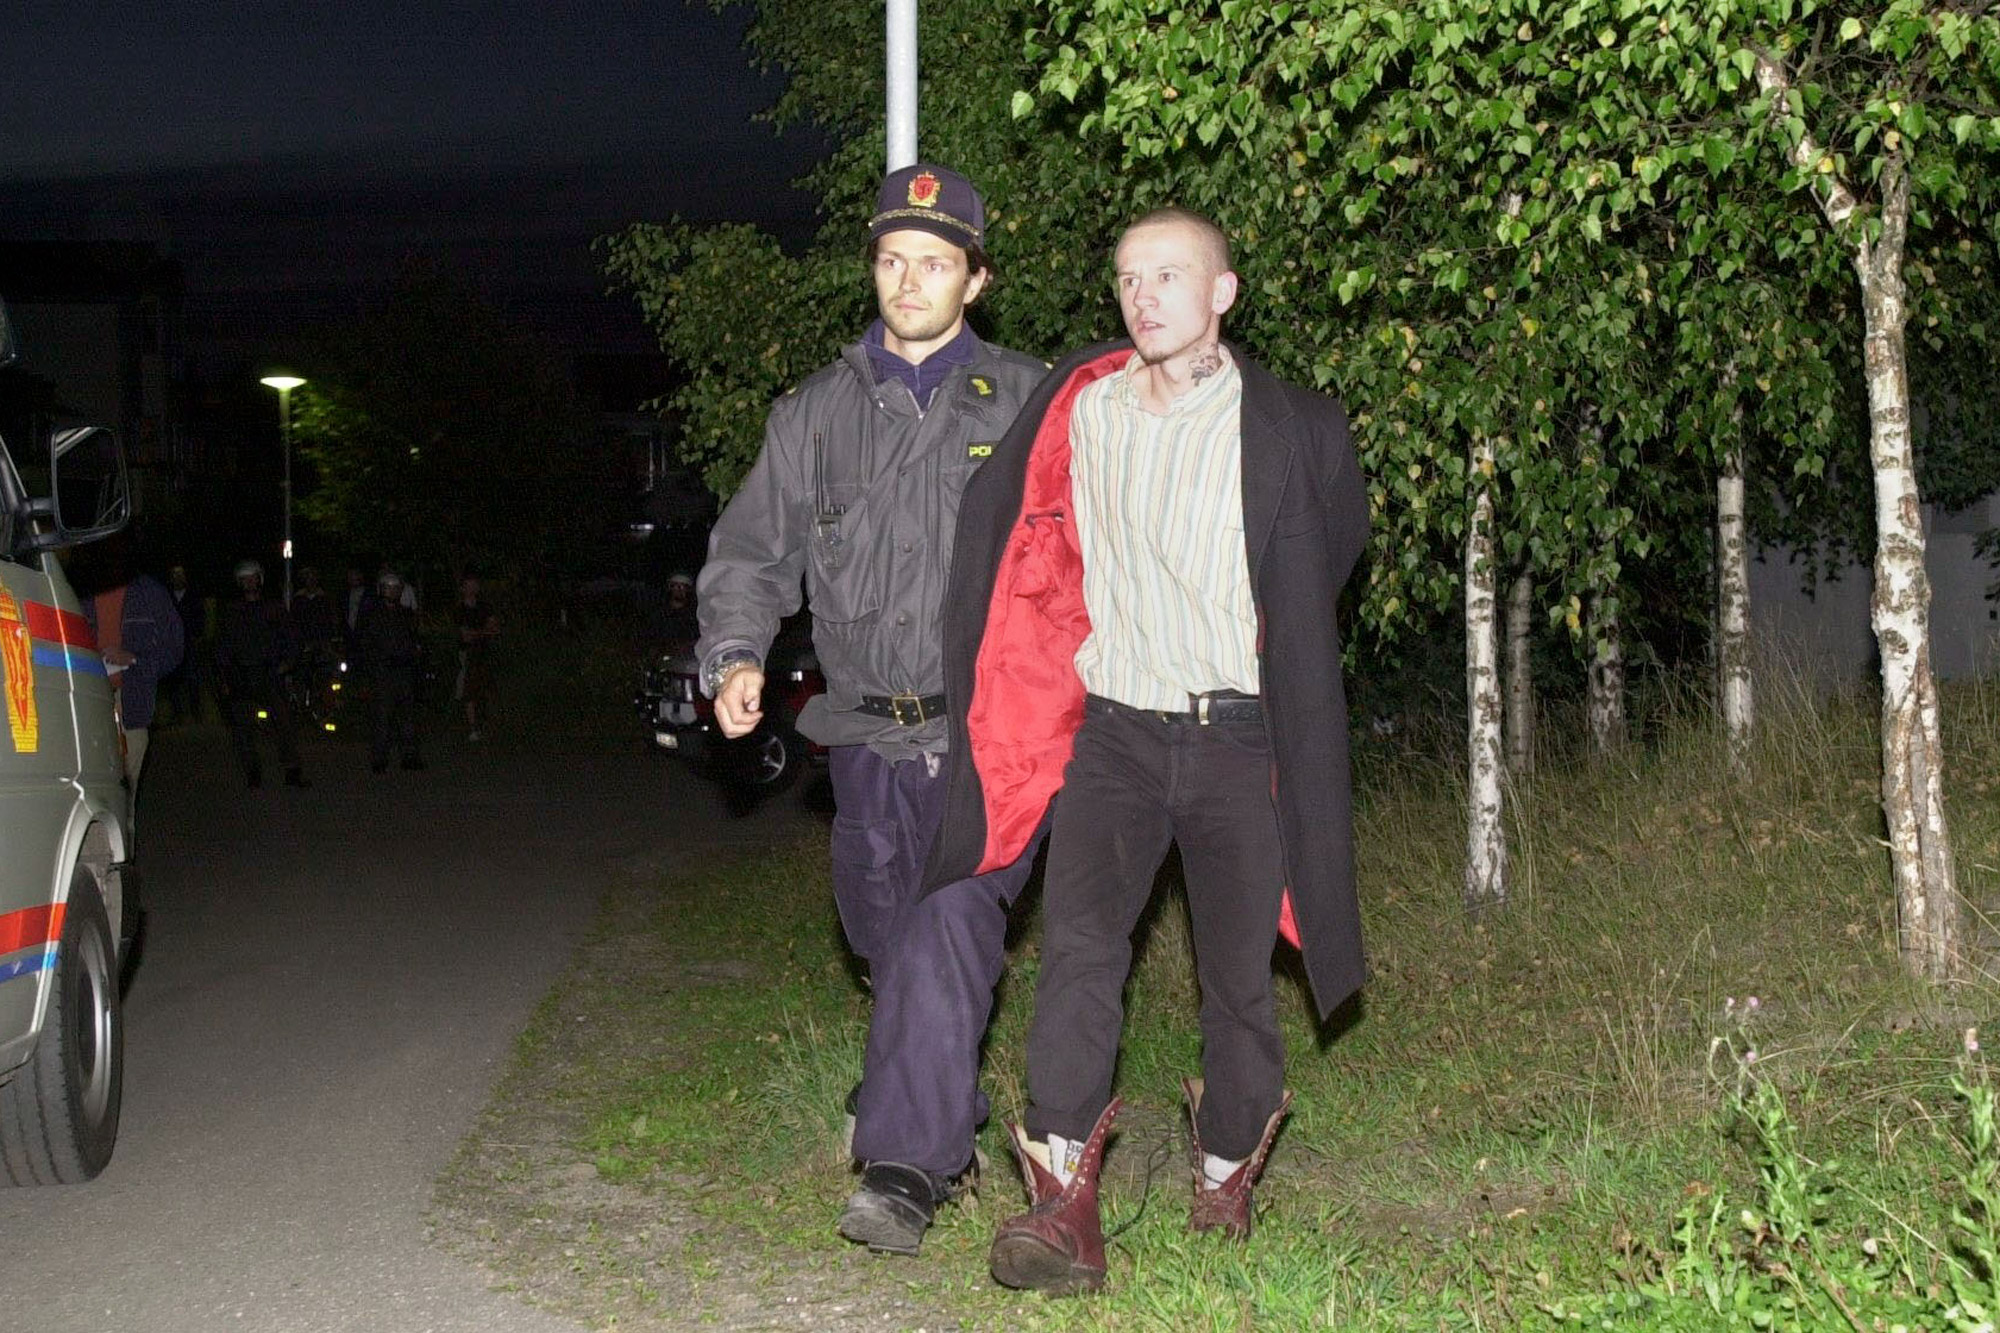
234, 559, 264, 582
666, 570, 695, 589
377, 569, 405, 593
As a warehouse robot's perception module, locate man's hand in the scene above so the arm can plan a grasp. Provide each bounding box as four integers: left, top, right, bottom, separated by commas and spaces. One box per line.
713, 665, 766, 738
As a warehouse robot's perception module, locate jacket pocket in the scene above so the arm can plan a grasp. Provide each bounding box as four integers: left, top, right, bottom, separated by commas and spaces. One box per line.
807, 483, 881, 624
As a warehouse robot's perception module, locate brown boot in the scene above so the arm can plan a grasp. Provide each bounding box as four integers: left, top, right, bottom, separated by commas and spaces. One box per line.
1184, 1078, 1292, 1239
988, 1098, 1122, 1295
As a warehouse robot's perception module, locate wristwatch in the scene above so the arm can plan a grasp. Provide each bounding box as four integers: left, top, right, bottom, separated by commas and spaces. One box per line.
702, 650, 760, 698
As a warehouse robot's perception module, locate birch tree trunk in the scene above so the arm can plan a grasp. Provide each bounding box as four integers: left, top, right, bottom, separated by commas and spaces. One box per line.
1586, 587, 1626, 755
1756, 53, 1959, 981
1465, 434, 1507, 915
1855, 167, 1960, 981
1576, 406, 1626, 757
1716, 427, 1754, 777
1506, 570, 1534, 777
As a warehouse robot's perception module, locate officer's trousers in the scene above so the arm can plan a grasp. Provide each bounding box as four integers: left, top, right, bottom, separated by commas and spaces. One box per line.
369, 669, 421, 767
224, 672, 300, 778
828, 744, 1039, 1178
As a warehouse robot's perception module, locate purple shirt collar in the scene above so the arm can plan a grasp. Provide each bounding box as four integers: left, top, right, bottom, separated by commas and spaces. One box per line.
863, 319, 978, 412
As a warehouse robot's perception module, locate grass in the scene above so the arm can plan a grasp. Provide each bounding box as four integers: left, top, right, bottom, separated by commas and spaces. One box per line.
473, 668, 2000, 1330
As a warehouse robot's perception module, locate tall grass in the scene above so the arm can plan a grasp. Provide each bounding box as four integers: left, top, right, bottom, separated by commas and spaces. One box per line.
555, 668, 2000, 1329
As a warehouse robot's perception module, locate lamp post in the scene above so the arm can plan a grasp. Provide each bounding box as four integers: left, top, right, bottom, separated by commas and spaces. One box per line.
259, 372, 305, 608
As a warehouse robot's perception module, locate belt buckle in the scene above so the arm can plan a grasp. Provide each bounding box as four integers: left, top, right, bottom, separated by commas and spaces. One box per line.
1192, 692, 1213, 726
890, 693, 926, 726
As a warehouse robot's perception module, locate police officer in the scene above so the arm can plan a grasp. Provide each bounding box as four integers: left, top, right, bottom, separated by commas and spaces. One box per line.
356, 569, 426, 773
697, 163, 1047, 1257
213, 559, 308, 789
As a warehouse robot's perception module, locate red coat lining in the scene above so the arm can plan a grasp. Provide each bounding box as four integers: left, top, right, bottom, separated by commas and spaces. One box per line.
968, 350, 1128, 873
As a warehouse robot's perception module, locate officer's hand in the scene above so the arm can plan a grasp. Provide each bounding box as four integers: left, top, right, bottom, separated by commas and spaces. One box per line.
713, 665, 765, 738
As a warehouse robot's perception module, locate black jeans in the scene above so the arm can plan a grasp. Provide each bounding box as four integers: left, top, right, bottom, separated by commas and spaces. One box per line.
1025, 695, 1287, 1161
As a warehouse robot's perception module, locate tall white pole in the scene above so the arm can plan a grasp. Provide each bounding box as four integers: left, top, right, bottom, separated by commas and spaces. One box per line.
886, 0, 917, 171
279, 386, 294, 610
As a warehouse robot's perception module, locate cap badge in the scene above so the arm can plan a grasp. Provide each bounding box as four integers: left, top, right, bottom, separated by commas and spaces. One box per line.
908, 172, 942, 209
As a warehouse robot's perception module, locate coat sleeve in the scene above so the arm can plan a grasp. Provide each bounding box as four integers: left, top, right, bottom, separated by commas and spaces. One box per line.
695, 396, 809, 681
1316, 396, 1369, 589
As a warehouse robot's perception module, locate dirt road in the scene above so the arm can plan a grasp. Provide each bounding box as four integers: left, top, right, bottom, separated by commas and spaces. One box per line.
0, 713, 814, 1332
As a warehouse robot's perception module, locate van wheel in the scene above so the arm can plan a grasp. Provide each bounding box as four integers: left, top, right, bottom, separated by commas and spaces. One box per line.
0, 870, 123, 1185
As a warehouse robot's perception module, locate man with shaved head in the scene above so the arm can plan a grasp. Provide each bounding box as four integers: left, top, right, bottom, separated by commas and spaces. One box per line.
926, 206, 1371, 1292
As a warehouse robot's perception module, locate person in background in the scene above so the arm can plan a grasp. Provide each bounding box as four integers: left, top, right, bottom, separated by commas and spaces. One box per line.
356, 569, 426, 773
658, 570, 698, 648
290, 566, 341, 669
696, 163, 1049, 1257
69, 538, 187, 791
160, 562, 206, 724
214, 559, 309, 789
453, 574, 499, 743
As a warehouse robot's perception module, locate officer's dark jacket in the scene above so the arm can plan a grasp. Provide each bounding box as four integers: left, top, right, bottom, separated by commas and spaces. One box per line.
697, 335, 1046, 757
355, 601, 422, 677
925, 340, 1372, 1019
213, 597, 295, 686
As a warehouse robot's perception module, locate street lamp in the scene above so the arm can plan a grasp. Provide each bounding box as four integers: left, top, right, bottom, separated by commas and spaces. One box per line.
259, 371, 306, 608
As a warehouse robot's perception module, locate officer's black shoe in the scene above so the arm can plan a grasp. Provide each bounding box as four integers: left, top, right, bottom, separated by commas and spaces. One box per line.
837, 1161, 951, 1257
283, 767, 310, 788
400, 755, 427, 772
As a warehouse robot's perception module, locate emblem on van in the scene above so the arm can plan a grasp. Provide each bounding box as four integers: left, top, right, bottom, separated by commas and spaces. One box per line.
0, 588, 38, 754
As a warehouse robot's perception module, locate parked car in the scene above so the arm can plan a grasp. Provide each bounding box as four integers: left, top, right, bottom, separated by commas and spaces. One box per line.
0, 295, 135, 1184
636, 615, 825, 796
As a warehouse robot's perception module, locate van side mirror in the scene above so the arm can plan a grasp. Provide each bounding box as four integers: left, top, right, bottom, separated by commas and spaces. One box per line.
25, 426, 130, 551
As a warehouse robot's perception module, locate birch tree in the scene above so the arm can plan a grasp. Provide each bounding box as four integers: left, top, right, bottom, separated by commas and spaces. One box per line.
1467, 433, 1508, 913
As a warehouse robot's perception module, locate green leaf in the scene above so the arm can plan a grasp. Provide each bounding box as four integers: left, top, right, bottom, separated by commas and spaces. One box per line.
1010, 90, 1035, 120
1838, 16, 1862, 41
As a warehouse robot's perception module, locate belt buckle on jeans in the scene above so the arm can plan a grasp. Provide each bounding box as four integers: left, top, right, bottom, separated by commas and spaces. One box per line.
1192, 692, 1213, 726
889, 693, 927, 726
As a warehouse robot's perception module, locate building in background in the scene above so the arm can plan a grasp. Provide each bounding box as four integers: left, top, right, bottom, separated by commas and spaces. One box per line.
0, 241, 200, 524
1752, 491, 2000, 685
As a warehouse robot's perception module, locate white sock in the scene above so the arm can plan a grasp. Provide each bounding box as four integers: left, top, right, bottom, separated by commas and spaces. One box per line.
1048, 1133, 1082, 1186
1202, 1152, 1244, 1190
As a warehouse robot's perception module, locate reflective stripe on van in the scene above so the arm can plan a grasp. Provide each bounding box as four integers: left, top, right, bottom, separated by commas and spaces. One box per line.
0, 902, 64, 982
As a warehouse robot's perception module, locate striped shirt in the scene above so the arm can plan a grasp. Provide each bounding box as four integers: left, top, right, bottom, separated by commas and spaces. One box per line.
1070, 352, 1259, 710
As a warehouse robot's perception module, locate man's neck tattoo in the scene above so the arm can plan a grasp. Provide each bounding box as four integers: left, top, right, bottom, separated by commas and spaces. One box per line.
1189, 344, 1224, 382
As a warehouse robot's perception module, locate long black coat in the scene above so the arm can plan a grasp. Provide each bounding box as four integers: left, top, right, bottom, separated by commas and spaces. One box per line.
922, 339, 1370, 1019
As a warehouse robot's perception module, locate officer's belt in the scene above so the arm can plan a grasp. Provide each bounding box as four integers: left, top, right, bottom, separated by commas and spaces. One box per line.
856, 693, 948, 726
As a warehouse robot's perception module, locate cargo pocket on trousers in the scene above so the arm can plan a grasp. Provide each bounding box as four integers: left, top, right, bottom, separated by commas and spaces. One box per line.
830, 814, 905, 964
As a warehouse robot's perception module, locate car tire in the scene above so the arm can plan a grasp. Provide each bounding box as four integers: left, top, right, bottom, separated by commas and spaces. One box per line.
746, 726, 805, 792
0, 868, 123, 1185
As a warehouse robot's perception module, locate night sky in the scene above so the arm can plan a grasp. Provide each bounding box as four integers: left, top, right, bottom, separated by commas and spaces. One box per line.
1, 1, 830, 367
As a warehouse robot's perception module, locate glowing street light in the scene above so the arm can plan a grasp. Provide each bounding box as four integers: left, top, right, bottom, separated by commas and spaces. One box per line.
259, 371, 306, 608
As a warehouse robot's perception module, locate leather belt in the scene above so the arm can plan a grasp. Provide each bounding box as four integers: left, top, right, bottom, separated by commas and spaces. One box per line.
1132, 690, 1263, 726
856, 693, 948, 726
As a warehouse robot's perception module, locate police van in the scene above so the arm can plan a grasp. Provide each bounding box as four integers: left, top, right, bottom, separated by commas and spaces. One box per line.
0, 294, 135, 1184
